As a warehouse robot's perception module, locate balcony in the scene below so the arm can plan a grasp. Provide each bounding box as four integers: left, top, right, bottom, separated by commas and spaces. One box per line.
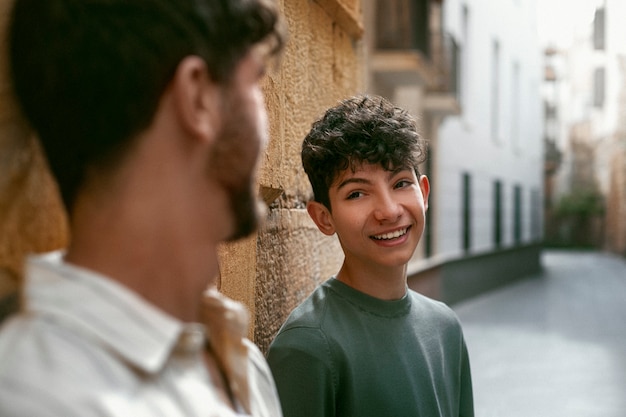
424, 30, 461, 116
372, 0, 434, 86
371, 0, 460, 116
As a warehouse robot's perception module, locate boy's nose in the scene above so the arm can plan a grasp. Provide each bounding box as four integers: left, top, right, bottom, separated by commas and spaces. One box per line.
373, 193, 402, 222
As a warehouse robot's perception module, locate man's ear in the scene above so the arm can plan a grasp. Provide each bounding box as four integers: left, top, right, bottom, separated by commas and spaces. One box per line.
306, 201, 336, 236
171, 56, 220, 143
419, 175, 430, 211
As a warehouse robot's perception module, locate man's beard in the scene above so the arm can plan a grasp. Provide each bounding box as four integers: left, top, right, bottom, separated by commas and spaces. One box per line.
210, 89, 266, 242
226, 182, 262, 241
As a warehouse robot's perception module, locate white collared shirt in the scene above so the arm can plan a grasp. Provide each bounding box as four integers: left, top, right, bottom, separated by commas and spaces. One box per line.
0, 252, 282, 417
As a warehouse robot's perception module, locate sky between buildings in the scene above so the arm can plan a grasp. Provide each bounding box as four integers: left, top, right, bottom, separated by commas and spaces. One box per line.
536, 0, 603, 48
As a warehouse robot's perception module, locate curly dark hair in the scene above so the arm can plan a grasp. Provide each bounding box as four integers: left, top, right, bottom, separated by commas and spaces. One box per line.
302, 95, 427, 210
9, 0, 287, 212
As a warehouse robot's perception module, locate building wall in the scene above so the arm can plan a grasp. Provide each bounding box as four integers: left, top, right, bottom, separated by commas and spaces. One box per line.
198, 0, 366, 352
543, 0, 626, 252
604, 57, 626, 255
356, 0, 543, 303
591, 0, 626, 253
436, 0, 543, 258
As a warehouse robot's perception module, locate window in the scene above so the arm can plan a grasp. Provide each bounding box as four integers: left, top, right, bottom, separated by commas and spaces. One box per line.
460, 4, 470, 109
593, 7, 605, 50
511, 61, 521, 149
491, 39, 501, 142
449, 35, 460, 99
462, 173, 472, 251
493, 180, 503, 248
544, 102, 557, 140
530, 188, 541, 242
593, 67, 605, 108
513, 185, 522, 245
424, 149, 433, 258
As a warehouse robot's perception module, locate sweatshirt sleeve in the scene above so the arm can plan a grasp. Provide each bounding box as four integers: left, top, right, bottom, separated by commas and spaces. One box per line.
267, 326, 336, 417
458, 337, 475, 417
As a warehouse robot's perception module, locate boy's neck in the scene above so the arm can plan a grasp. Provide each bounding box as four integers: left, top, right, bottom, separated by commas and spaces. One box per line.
336, 262, 408, 301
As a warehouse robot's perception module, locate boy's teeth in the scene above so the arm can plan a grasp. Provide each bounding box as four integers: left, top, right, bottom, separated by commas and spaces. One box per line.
373, 228, 407, 240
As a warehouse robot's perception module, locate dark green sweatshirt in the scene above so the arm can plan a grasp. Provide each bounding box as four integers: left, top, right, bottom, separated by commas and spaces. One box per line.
267, 278, 474, 417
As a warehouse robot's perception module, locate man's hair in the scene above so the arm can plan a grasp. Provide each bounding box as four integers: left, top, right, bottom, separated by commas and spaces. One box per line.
301, 94, 427, 210
9, 0, 287, 211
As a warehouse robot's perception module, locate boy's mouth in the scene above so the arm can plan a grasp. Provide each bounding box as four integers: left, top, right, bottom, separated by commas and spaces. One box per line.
371, 227, 409, 241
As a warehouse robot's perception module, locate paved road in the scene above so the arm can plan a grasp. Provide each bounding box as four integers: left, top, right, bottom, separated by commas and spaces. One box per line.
453, 250, 626, 417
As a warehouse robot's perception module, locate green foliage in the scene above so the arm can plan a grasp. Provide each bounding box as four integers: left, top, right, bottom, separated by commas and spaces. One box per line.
555, 189, 605, 217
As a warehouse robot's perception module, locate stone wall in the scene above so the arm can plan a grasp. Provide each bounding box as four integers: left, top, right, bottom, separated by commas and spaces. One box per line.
605, 146, 626, 254
219, 0, 364, 352
604, 57, 626, 255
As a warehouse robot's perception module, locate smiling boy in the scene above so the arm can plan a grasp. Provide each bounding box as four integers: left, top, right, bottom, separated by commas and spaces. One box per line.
267, 95, 474, 417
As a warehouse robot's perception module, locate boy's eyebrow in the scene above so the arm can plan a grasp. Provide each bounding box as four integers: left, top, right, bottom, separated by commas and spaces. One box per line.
336, 177, 371, 190
336, 168, 412, 190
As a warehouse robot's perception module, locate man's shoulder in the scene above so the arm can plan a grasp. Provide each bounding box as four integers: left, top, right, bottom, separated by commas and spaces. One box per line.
0, 311, 125, 394
0, 314, 95, 416
0, 313, 54, 366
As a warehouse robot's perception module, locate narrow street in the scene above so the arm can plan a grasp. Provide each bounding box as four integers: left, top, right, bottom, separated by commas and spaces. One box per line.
453, 250, 626, 417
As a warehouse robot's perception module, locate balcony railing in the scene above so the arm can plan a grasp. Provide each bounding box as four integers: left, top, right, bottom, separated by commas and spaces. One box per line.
375, 0, 430, 57
373, 0, 460, 97
431, 31, 460, 96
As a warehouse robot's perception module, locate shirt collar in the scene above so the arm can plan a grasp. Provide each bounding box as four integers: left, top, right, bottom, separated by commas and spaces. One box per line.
24, 251, 194, 374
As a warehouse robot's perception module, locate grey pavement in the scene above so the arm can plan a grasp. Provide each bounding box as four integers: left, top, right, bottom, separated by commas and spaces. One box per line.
453, 250, 626, 417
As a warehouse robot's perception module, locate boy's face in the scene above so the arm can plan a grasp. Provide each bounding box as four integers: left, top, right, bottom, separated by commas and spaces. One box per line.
308, 162, 430, 270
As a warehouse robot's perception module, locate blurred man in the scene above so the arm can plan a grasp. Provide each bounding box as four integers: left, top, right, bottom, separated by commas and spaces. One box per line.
0, 0, 287, 416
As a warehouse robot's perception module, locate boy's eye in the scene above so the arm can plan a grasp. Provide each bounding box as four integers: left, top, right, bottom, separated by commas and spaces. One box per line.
394, 179, 413, 189
346, 191, 363, 200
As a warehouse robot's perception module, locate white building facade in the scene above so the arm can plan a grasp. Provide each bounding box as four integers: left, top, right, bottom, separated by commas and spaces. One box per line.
436, 0, 544, 258
363, 0, 544, 303
543, 0, 626, 253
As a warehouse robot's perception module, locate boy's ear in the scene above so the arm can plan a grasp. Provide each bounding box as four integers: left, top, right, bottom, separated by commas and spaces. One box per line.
171, 56, 220, 143
306, 201, 336, 236
419, 175, 430, 211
